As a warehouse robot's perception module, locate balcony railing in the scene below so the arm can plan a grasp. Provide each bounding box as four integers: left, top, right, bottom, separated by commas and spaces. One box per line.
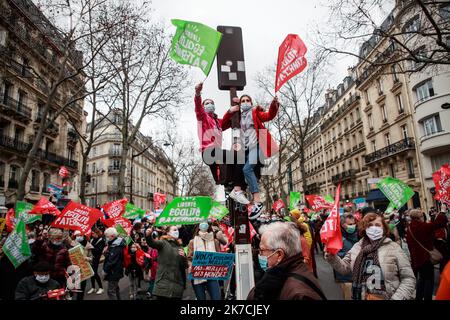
107, 185, 120, 194
108, 166, 120, 174
109, 149, 122, 157
332, 169, 357, 184
365, 137, 415, 165
0, 94, 32, 120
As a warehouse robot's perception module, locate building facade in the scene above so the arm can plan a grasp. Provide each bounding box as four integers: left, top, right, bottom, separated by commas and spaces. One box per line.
85, 112, 176, 211
0, 0, 86, 207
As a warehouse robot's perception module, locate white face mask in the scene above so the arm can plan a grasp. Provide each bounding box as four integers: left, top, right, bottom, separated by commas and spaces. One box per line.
169, 230, 179, 239
35, 274, 50, 283
366, 226, 384, 241
240, 102, 252, 112
76, 236, 84, 243
204, 102, 215, 114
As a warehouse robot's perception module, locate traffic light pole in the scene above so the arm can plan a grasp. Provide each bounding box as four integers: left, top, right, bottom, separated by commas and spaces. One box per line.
229, 87, 254, 300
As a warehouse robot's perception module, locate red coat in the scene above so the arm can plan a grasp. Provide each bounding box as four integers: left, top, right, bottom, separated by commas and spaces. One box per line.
406, 213, 448, 271
194, 95, 223, 152
32, 239, 71, 283
222, 99, 280, 158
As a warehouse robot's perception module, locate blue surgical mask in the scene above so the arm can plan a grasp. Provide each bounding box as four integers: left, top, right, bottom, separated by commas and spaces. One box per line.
346, 225, 356, 234
240, 102, 252, 112
76, 236, 84, 243
258, 251, 277, 272
199, 223, 209, 231
204, 103, 215, 114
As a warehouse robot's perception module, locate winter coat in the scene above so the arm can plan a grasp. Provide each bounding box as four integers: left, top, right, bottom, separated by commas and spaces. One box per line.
146, 235, 188, 298
247, 253, 325, 300
90, 236, 105, 267
406, 213, 448, 272
222, 99, 280, 158
0, 255, 32, 300
195, 95, 223, 152
326, 237, 416, 300
334, 229, 359, 282
15, 276, 60, 300
31, 239, 71, 285
103, 237, 125, 281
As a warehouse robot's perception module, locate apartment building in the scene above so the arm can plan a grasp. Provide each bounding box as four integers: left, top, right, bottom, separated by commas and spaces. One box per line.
0, 0, 86, 206
85, 112, 176, 211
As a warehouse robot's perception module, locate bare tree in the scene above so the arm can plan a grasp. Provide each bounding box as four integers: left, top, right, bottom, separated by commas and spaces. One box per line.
100, 2, 189, 199
256, 53, 329, 196
315, 0, 450, 74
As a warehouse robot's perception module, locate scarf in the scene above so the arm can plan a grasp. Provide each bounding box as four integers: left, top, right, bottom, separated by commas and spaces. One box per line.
193, 232, 216, 285
351, 237, 387, 300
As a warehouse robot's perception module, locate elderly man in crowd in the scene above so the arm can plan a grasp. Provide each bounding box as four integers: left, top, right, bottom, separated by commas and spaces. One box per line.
247, 222, 326, 300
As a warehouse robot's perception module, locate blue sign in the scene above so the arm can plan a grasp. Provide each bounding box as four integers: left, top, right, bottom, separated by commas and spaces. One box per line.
188, 251, 235, 281
47, 183, 63, 195
353, 197, 367, 209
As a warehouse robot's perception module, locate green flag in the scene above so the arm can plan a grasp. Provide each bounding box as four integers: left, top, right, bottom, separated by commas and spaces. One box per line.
170, 19, 222, 76
3, 220, 31, 268
385, 202, 395, 214
123, 203, 145, 220
155, 196, 212, 226
377, 176, 414, 209
289, 192, 301, 211
115, 224, 128, 238
15, 201, 41, 224
324, 195, 334, 204
209, 201, 229, 221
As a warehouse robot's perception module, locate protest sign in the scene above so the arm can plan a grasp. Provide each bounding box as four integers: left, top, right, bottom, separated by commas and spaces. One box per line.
433, 164, 450, 205
102, 199, 127, 220
170, 19, 222, 76
15, 201, 41, 224
155, 196, 212, 226
68, 245, 94, 282
3, 220, 31, 268
353, 198, 367, 209
305, 195, 334, 211
275, 34, 307, 92
122, 203, 146, 220
51, 201, 103, 235
29, 197, 60, 215
320, 184, 343, 255
188, 251, 235, 281
289, 192, 301, 211
272, 199, 285, 212
209, 201, 229, 221
377, 176, 414, 209
47, 183, 63, 197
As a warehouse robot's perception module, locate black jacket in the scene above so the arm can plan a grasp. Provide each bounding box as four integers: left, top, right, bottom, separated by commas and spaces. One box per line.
90, 237, 106, 265
15, 276, 60, 300
103, 237, 125, 281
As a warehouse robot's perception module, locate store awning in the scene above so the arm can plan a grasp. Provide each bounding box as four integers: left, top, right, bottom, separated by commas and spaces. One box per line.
366, 189, 388, 202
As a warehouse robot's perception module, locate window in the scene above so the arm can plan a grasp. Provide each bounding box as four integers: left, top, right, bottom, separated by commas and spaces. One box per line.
92, 162, 96, 173
396, 95, 404, 114
9, 165, 20, 182
0, 161, 5, 186
431, 153, 450, 172
371, 140, 377, 152
381, 105, 387, 123
440, 4, 450, 19
93, 146, 97, 156
414, 80, 434, 103
368, 113, 374, 130
31, 170, 40, 189
43, 173, 50, 189
112, 159, 120, 170
67, 147, 74, 161
407, 159, 415, 178
365, 90, 370, 104
422, 115, 442, 136
385, 133, 391, 146
391, 65, 399, 83
403, 15, 420, 39
389, 164, 396, 178
401, 125, 408, 140
0, 28, 6, 46
377, 78, 384, 95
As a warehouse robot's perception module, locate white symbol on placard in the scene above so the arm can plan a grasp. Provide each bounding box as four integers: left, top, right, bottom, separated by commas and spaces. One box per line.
66, 265, 81, 290
221, 65, 231, 72
226, 61, 233, 67
239, 225, 246, 234
237, 61, 245, 72
229, 72, 237, 80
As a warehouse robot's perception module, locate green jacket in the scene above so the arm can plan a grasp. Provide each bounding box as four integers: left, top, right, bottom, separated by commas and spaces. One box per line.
146, 235, 188, 298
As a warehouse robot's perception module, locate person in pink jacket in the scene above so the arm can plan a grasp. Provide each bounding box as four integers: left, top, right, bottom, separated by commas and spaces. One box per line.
195, 83, 249, 204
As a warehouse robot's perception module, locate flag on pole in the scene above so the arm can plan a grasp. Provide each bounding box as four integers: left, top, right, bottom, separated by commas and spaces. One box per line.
170, 19, 222, 76
377, 176, 414, 209
3, 220, 31, 268
289, 192, 301, 211
320, 184, 343, 255
29, 197, 61, 216
59, 166, 69, 178
275, 34, 308, 92
433, 164, 450, 205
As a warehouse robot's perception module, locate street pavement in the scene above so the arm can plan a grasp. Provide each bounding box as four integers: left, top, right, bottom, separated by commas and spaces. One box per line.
84, 252, 342, 300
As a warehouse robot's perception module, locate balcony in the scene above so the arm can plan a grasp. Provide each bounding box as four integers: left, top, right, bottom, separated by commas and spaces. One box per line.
0, 134, 31, 153
108, 166, 120, 174
109, 149, 122, 157
332, 169, 357, 184
8, 179, 19, 189
0, 94, 32, 123
356, 42, 397, 87
365, 137, 415, 165
34, 114, 60, 137
67, 127, 78, 145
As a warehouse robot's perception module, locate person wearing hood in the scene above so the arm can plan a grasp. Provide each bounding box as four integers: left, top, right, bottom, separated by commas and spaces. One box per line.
333, 214, 359, 300
31, 228, 71, 287
223, 94, 280, 220
325, 212, 416, 300
15, 261, 61, 300
195, 82, 249, 205
247, 222, 326, 300
145, 225, 188, 300
103, 227, 126, 300
187, 221, 222, 300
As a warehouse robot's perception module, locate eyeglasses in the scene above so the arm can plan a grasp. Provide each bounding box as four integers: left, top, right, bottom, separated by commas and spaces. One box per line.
258, 248, 276, 254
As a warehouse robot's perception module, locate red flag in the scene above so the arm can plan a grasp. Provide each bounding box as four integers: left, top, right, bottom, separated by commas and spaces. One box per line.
305, 195, 334, 211
101, 198, 127, 221
58, 166, 69, 178
29, 197, 61, 216
153, 193, 166, 210
433, 164, 450, 205
275, 34, 308, 92
249, 222, 257, 242
272, 199, 285, 212
51, 201, 103, 235
5, 208, 15, 233
320, 184, 343, 255
103, 216, 133, 235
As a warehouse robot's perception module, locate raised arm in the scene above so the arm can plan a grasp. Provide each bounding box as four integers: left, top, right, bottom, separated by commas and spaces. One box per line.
194, 83, 206, 121
258, 96, 280, 122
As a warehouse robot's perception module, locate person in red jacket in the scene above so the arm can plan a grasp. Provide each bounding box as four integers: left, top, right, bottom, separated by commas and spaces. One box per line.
406, 206, 448, 300
222, 94, 280, 219
194, 82, 249, 204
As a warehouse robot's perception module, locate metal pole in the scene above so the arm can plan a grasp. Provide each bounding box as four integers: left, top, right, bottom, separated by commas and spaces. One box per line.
130, 155, 134, 204
95, 174, 98, 207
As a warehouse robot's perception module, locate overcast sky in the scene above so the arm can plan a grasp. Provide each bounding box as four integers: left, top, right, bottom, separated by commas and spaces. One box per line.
137, 0, 358, 149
